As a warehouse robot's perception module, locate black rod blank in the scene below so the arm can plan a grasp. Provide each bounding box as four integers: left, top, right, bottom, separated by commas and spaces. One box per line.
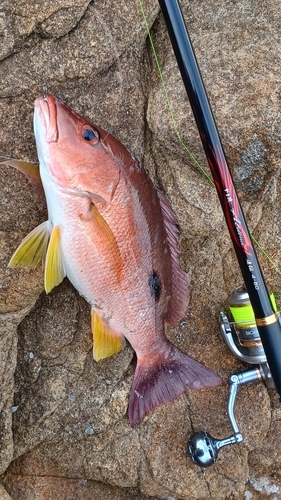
158, 0, 281, 397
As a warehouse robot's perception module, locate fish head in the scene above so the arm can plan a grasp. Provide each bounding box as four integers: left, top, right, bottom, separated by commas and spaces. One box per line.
34, 94, 134, 204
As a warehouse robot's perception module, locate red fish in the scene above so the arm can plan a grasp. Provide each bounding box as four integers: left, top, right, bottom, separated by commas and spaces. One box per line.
7, 95, 222, 426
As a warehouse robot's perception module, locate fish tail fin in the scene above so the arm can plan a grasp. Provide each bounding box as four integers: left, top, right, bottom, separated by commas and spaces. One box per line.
128, 341, 222, 427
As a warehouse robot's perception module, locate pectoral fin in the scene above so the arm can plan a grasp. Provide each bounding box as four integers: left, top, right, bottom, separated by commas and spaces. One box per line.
9, 221, 50, 269
81, 202, 118, 247
91, 310, 125, 361
81, 202, 122, 282
1, 159, 45, 207
44, 225, 65, 293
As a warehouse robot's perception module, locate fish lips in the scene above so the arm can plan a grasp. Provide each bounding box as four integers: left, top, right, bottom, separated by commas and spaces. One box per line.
34, 94, 59, 144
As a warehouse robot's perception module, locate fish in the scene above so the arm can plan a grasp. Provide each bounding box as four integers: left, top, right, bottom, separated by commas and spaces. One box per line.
6, 94, 222, 426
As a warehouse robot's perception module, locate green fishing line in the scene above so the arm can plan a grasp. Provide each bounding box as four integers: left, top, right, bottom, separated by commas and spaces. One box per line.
229, 292, 277, 327
137, 0, 214, 186
138, 0, 281, 279
251, 234, 281, 277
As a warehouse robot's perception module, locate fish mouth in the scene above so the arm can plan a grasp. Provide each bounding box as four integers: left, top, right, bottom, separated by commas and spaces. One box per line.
35, 94, 58, 143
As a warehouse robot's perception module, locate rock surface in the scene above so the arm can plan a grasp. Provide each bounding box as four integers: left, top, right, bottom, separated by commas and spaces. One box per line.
1, 0, 281, 499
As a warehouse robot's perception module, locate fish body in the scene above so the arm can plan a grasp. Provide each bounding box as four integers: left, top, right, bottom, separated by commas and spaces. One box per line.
8, 95, 222, 426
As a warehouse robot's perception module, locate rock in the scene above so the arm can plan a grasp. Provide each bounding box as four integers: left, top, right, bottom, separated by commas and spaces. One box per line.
0, 306, 35, 475
1, 473, 153, 500
1, 0, 281, 499
0, 484, 12, 500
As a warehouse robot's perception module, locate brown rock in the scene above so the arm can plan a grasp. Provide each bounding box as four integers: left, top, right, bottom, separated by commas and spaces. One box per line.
0, 306, 35, 475
1, 473, 154, 500
1, 0, 281, 499
0, 484, 11, 500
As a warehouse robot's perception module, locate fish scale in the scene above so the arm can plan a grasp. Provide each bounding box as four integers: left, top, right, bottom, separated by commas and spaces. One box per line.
6, 94, 222, 426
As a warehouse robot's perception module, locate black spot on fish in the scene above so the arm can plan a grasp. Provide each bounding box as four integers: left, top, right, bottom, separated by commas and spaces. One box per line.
149, 271, 161, 301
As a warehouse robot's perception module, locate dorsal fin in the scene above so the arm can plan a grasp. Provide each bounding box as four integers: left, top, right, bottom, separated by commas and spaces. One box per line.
9, 221, 50, 269
91, 311, 126, 361
156, 188, 189, 325
44, 225, 65, 293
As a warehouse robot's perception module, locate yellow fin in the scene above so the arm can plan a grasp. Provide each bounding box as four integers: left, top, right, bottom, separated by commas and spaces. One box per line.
81, 202, 122, 282
44, 225, 65, 293
9, 221, 50, 269
91, 310, 125, 361
92, 204, 116, 243
81, 203, 118, 246
1, 159, 45, 207
1, 159, 40, 184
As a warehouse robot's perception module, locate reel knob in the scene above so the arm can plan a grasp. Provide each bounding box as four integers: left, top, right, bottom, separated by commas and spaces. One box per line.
188, 430, 243, 467
187, 431, 219, 467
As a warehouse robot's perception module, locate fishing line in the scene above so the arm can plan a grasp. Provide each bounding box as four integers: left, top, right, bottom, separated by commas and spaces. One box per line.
251, 234, 281, 278
138, 0, 214, 186
157, 0, 281, 465
137, 0, 281, 278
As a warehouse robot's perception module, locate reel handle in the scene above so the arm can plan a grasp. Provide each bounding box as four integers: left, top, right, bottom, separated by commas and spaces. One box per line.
188, 287, 276, 467
188, 368, 261, 467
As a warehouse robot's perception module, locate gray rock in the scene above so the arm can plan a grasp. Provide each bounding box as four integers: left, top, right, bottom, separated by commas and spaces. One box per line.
1, 0, 281, 499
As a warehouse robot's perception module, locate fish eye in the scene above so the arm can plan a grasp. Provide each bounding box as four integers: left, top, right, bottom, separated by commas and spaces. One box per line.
81, 126, 99, 144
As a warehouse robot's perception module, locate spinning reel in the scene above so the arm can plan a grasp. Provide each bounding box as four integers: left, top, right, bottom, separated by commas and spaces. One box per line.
188, 285, 277, 468
157, 0, 281, 470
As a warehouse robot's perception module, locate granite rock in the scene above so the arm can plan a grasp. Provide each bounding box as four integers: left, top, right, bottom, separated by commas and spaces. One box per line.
1, 1, 281, 499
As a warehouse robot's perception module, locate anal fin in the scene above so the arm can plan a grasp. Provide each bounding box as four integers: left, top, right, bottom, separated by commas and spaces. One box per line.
9, 221, 50, 269
91, 310, 125, 361
44, 225, 65, 293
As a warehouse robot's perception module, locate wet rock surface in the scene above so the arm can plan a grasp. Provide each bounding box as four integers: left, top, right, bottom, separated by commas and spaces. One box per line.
1, 0, 281, 499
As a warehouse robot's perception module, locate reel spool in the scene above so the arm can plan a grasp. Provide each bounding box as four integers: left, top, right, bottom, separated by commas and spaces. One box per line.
188, 285, 278, 468
221, 285, 277, 365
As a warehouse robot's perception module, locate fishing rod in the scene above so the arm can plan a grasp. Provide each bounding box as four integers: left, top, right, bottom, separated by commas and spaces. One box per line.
158, 0, 281, 466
